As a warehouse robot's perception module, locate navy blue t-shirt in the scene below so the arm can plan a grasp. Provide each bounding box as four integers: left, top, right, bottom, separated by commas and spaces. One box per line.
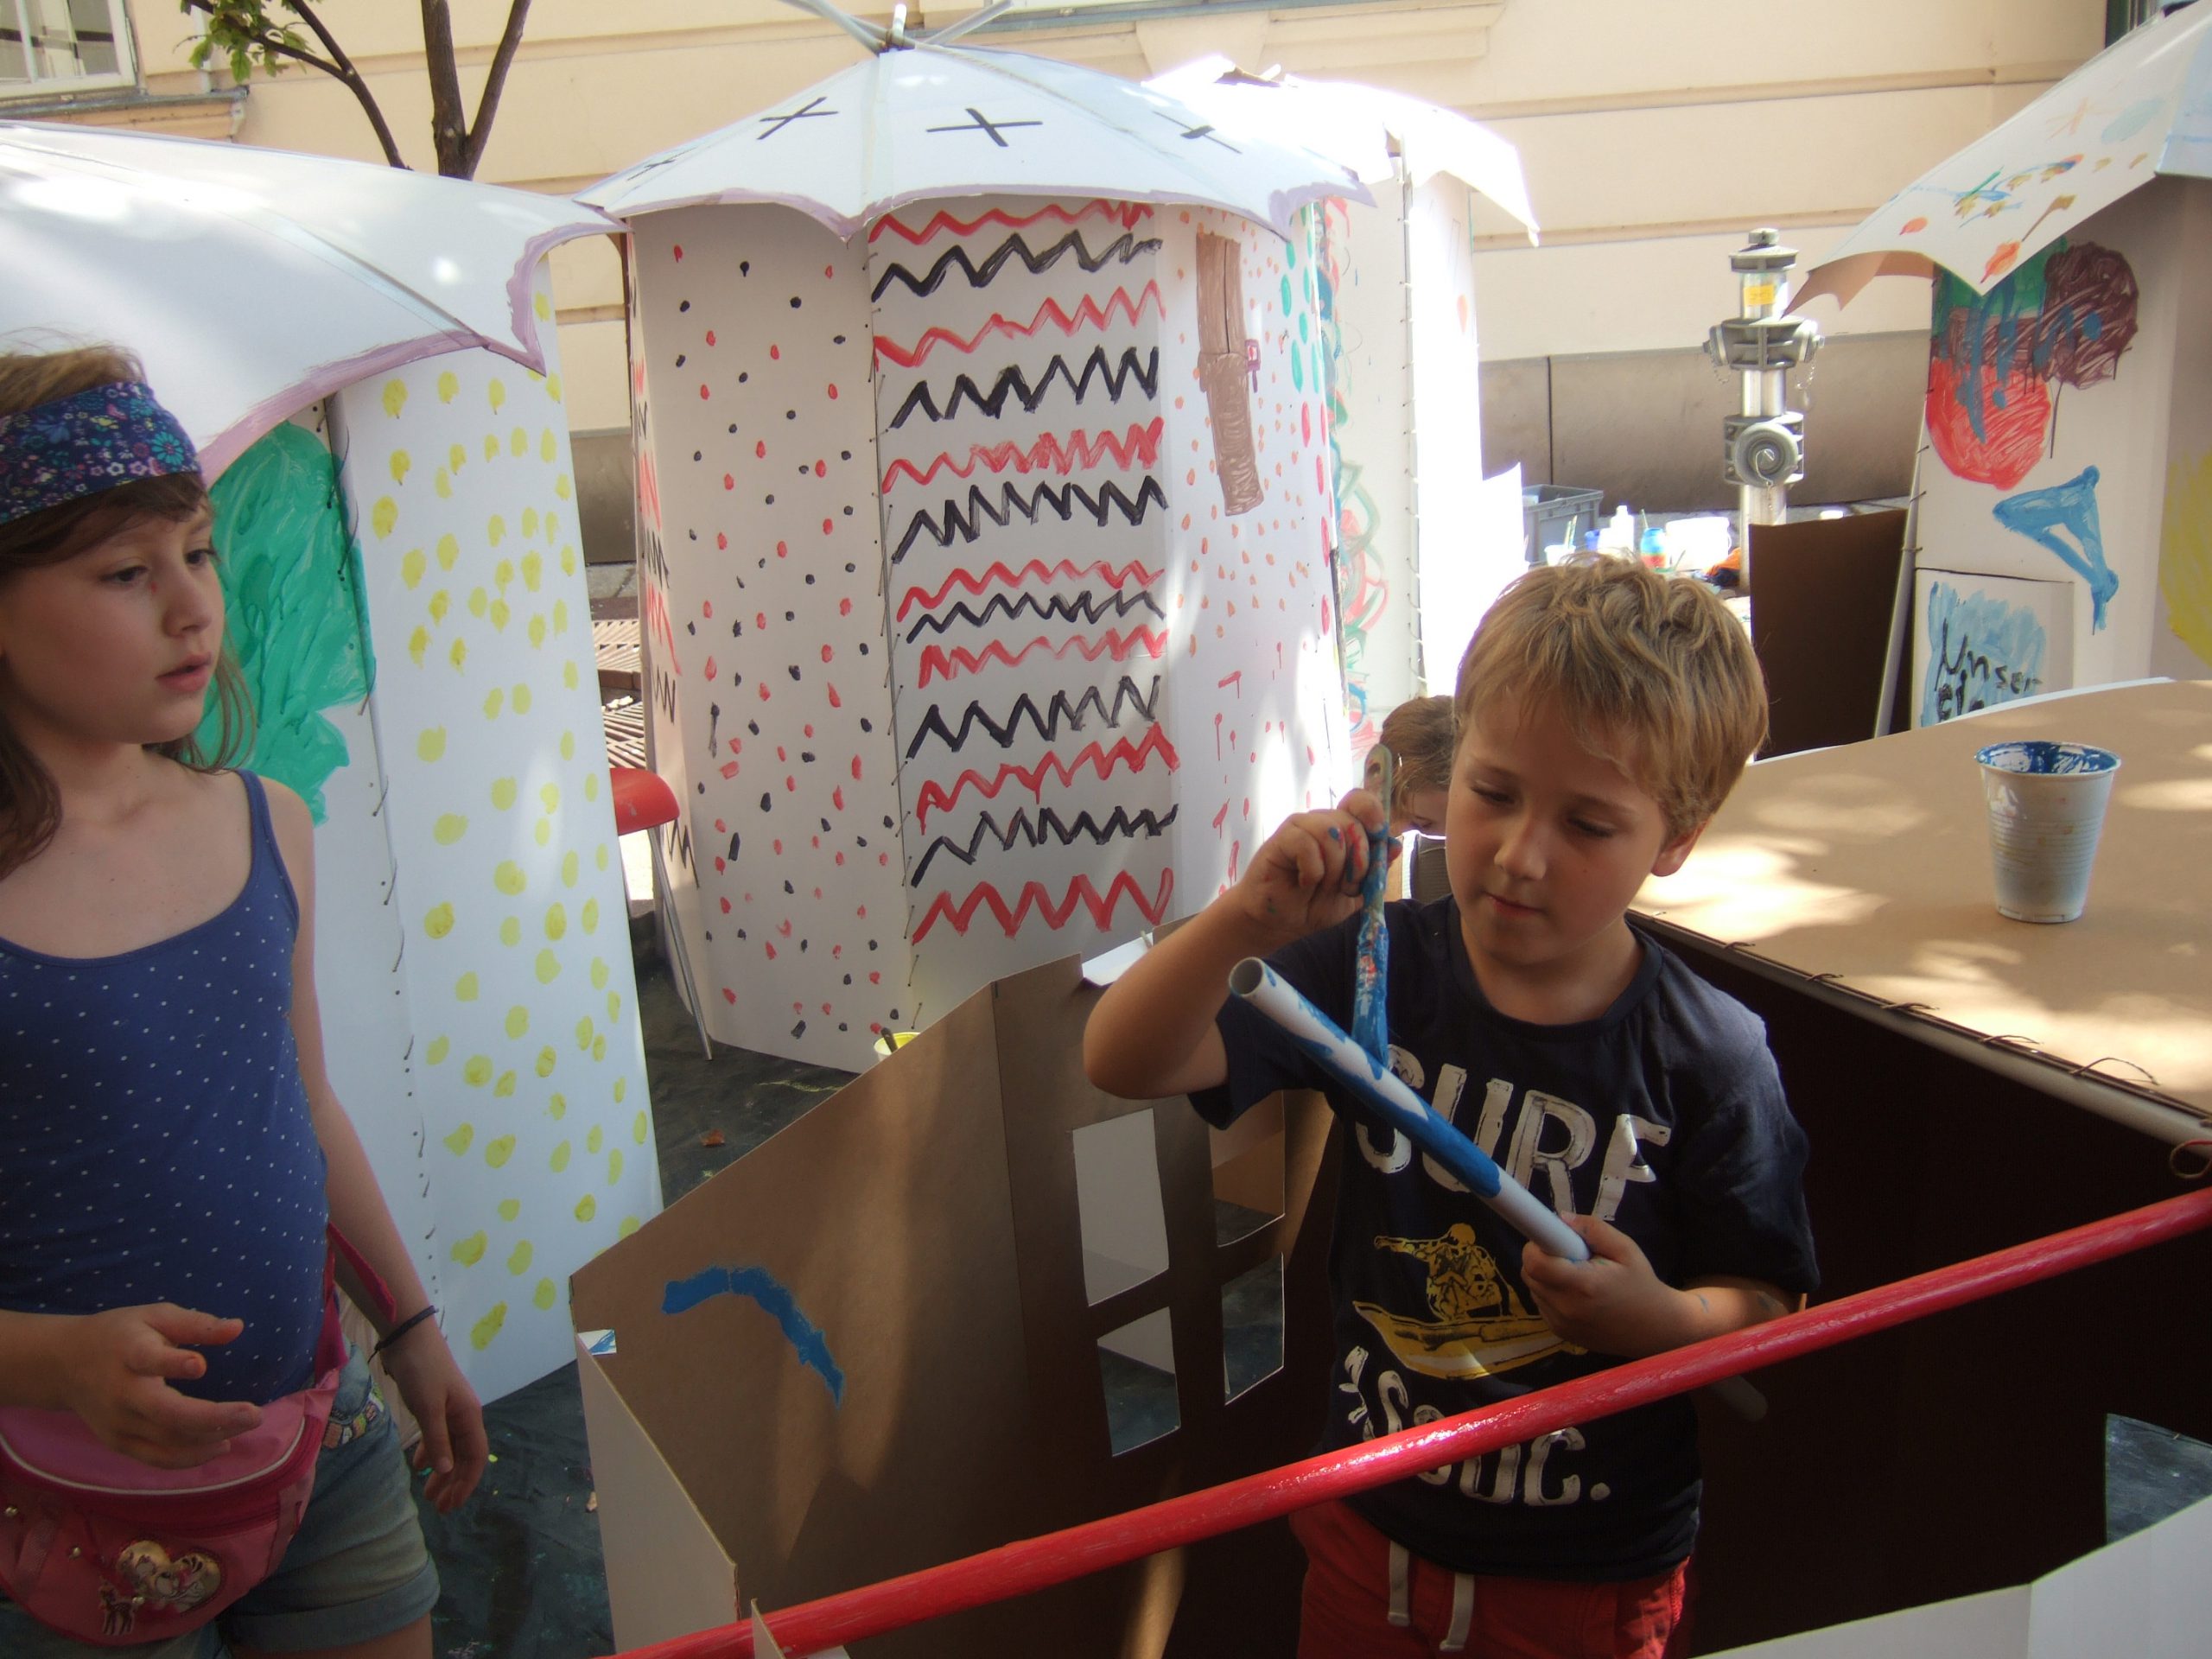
1198, 896, 1816, 1581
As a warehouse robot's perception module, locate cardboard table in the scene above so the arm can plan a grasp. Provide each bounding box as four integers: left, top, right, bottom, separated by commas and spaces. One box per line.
1630, 678, 2212, 1649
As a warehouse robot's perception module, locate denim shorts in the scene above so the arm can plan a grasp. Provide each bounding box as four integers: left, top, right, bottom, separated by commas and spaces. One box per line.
0, 1344, 441, 1656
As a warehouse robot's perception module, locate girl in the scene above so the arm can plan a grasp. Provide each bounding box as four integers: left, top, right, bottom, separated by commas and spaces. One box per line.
1363, 696, 1456, 838
0, 346, 487, 1659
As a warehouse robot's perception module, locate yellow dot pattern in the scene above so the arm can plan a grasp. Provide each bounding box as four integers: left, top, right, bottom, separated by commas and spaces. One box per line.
339, 275, 656, 1397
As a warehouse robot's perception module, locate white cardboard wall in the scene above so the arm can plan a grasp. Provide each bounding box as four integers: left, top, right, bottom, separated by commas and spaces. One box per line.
631, 197, 1348, 1070
327, 270, 662, 1400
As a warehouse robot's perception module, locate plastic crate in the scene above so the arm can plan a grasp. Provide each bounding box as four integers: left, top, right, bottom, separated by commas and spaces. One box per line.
1522, 485, 1605, 564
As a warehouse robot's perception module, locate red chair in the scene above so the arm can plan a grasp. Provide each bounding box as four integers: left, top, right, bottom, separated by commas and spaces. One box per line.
609, 766, 713, 1059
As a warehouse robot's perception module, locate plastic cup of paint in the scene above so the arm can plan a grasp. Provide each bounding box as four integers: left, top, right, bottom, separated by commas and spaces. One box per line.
1974, 741, 2121, 924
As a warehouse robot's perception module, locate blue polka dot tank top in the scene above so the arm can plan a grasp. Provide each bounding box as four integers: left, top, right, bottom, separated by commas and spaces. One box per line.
0, 772, 328, 1406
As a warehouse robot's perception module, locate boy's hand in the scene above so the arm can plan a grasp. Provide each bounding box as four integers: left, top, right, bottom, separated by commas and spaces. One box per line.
379, 1324, 489, 1513
1520, 1217, 1694, 1359
1232, 789, 1395, 946
58, 1305, 264, 1469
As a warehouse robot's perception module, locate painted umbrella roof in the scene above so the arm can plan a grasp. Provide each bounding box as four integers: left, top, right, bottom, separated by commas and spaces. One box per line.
1799, 3, 2212, 308
576, 40, 1370, 238
0, 121, 617, 478
1147, 57, 1538, 243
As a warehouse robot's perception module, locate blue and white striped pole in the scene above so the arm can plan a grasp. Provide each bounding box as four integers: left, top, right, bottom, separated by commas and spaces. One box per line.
1228, 957, 1590, 1263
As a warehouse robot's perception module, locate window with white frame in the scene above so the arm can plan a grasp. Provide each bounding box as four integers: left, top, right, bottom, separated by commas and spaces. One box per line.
1, 0, 136, 98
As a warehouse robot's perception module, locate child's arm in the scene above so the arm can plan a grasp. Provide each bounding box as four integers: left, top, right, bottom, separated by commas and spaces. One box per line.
1518, 1217, 1799, 1358
265, 782, 490, 1514
1084, 790, 1388, 1100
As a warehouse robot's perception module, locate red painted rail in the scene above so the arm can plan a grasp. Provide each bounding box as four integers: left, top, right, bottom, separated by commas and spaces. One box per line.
613, 1185, 2212, 1659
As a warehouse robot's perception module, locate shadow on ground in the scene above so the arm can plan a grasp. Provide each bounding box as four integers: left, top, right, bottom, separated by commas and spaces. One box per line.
416, 935, 850, 1657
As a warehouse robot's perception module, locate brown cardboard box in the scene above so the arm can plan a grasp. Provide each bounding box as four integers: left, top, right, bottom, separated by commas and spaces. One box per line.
572, 954, 1337, 1656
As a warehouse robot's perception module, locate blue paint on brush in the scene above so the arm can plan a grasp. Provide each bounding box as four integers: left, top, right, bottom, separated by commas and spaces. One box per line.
664, 1266, 845, 1405
1352, 749, 1393, 1065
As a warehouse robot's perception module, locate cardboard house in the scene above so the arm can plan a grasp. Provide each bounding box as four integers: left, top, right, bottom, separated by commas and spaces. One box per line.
616, 194, 1350, 1071
1795, 10, 2212, 726
1148, 64, 1541, 748
572, 952, 1337, 1656
203, 270, 660, 1402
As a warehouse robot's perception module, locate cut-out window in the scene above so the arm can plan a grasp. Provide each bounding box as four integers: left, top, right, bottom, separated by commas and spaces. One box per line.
1097, 1308, 1179, 1455
1209, 1096, 1286, 1248
1222, 1255, 1285, 1403
1073, 1109, 1169, 1305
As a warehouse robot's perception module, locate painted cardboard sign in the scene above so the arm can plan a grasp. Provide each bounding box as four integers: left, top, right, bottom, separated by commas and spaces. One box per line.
1912, 181, 2212, 713
628, 195, 1349, 1069
1913, 568, 2074, 727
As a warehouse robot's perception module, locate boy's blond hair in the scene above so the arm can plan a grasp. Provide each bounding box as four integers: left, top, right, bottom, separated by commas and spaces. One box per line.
1453, 557, 1767, 837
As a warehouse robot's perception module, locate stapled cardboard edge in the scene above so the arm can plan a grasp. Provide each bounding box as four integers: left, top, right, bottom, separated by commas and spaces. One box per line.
575, 1331, 741, 1649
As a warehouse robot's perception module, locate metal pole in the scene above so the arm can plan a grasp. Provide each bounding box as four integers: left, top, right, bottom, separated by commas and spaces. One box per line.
610, 1185, 2212, 1659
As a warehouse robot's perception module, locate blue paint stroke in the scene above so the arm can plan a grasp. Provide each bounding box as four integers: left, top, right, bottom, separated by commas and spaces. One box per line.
2102, 96, 2165, 144
1993, 465, 2119, 630
664, 1267, 844, 1405
1920, 580, 2051, 727
1933, 249, 2052, 442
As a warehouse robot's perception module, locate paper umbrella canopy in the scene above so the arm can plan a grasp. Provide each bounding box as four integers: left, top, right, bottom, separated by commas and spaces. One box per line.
1797, 1, 2212, 308
577, 30, 1369, 235
0, 120, 616, 477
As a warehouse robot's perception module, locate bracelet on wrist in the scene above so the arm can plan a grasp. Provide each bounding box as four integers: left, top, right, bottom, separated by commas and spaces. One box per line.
370, 1305, 439, 1360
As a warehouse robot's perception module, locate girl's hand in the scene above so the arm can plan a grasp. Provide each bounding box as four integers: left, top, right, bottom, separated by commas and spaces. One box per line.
1519, 1217, 1693, 1358
59, 1305, 264, 1469
378, 1324, 488, 1513
1231, 789, 1394, 946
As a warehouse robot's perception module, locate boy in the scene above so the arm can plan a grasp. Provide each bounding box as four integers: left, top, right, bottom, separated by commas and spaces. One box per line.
1084, 558, 1815, 1657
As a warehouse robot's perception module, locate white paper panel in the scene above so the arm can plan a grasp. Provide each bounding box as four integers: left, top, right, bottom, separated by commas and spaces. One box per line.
630, 206, 913, 1068
1317, 183, 1420, 750
871, 197, 1180, 1018
334, 269, 659, 1402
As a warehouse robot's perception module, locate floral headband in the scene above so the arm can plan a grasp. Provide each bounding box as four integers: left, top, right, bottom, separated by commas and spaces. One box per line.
0, 382, 200, 529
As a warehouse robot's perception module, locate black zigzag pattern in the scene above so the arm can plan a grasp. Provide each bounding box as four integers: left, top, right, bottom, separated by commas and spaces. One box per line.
892, 477, 1166, 563
911, 804, 1180, 887
871, 231, 1163, 300
903, 677, 1164, 758
887, 347, 1160, 428
903, 588, 1165, 642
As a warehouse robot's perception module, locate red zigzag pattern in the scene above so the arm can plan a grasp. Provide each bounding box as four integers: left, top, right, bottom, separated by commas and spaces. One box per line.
874, 285, 1164, 370
869, 201, 1154, 245
882, 419, 1166, 491
912, 869, 1176, 941
917, 626, 1170, 685
896, 559, 1161, 621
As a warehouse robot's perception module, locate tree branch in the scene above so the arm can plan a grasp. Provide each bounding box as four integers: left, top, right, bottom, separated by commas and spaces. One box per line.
285, 0, 409, 170
417, 0, 468, 177
179, 0, 408, 170
461, 0, 533, 181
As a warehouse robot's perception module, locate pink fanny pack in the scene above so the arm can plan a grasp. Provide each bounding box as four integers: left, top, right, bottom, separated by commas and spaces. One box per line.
0, 1230, 392, 1646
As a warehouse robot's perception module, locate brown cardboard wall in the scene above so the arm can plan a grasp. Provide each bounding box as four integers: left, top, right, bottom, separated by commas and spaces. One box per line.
573, 956, 1340, 1657
1667, 933, 2212, 1650
1747, 508, 1910, 757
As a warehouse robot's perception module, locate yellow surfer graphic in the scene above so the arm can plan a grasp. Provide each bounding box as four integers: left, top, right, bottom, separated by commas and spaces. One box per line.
1356, 1224, 1585, 1380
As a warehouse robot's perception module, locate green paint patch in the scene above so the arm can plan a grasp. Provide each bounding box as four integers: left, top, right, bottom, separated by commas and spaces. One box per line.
197, 425, 375, 822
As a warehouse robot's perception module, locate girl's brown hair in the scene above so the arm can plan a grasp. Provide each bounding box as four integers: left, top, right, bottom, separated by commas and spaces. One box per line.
1363, 695, 1458, 814
0, 345, 251, 878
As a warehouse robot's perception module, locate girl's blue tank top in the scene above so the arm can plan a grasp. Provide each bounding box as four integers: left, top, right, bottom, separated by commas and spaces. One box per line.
0, 772, 329, 1405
